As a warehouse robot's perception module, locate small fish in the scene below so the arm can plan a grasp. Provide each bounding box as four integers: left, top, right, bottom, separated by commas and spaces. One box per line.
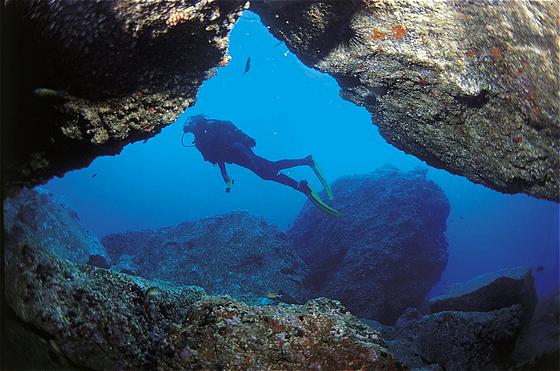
243, 56, 251, 75
168, 322, 182, 336
536, 265, 544, 272
49, 339, 62, 355
274, 41, 283, 48
265, 291, 282, 300
91, 173, 97, 178
146, 286, 162, 298
33, 88, 69, 100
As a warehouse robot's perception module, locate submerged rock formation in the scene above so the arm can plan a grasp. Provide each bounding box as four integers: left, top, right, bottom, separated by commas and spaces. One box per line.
252, 1, 559, 201
4, 243, 402, 370
3, 0, 247, 193
3, 1, 558, 202
430, 266, 537, 325
3, 187, 109, 265
372, 305, 525, 370
288, 166, 449, 324
102, 212, 309, 304
513, 292, 560, 369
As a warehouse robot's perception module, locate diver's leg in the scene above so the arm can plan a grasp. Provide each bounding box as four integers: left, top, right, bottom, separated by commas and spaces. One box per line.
231, 145, 301, 189
273, 156, 313, 171
252, 156, 301, 189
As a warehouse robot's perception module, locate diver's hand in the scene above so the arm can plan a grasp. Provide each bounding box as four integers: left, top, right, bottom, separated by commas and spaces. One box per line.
226, 177, 235, 193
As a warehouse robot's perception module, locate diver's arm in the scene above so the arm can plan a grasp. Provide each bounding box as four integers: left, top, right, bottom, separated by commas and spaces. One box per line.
218, 162, 229, 183
218, 162, 234, 193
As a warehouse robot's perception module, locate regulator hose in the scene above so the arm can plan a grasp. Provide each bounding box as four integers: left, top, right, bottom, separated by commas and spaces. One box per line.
181, 132, 196, 148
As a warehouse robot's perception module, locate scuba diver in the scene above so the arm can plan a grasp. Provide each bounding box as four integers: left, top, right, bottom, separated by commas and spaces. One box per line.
182, 115, 341, 216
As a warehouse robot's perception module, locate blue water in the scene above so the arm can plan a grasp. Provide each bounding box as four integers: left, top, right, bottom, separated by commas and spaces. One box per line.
44, 12, 559, 297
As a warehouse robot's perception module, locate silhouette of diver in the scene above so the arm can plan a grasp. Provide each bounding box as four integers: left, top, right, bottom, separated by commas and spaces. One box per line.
182, 115, 341, 216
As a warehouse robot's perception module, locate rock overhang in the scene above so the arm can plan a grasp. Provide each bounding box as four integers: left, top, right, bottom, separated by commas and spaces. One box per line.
2, 0, 558, 203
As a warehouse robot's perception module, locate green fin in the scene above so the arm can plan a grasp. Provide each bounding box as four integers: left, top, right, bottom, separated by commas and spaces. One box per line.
310, 159, 334, 200
308, 188, 342, 217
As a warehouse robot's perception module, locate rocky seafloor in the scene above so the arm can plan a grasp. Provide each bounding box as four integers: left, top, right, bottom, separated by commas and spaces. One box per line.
4, 168, 558, 369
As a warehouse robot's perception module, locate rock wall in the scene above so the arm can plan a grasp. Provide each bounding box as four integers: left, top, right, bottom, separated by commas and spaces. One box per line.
3, 0, 558, 202
251, 0, 559, 201
2, 0, 247, 193
389, 305, 524, 370
3, 187, 109, 265
4, 243, 402, 370
102, 211, 309, 304
288, 166, 449, 324
513, 292, 560, 369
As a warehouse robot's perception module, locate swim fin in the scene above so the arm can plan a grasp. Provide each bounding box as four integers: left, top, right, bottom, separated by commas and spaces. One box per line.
309, 157, 334, 200
307, 187, 342, 217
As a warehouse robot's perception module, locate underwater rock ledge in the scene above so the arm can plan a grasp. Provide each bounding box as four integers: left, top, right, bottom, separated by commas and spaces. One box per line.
102, 211, 309, 305
251, 0, 560, 201
4, 243, 403, 370
2, 0, 247, 194
3, 1, 558, 202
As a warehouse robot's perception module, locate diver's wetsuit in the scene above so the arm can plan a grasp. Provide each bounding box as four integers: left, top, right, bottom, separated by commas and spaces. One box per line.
185, 116, 311, 193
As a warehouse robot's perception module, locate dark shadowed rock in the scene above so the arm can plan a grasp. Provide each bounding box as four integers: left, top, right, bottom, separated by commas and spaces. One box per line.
252, 1, 559, 201
3, 187, 109, 265
87, 254, 111, 269
3, 0, 247, 193
102, 211, 309, 304
430, 267, 537, 325
5, 243, 403, 370
288, 166, 449, 324
513, 292, 560, 369
392, 305, 524, 370
4, 1, 558, 203
364, 305, 526, 370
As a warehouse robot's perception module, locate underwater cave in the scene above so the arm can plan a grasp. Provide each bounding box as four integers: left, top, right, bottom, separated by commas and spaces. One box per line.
2, 1, 559, 370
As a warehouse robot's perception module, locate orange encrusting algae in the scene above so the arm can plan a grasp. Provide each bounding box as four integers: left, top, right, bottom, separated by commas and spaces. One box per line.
490, 47, 503, 59
372, 27, 387, 40
391, 24, 407, 40
465, 50, 478, 59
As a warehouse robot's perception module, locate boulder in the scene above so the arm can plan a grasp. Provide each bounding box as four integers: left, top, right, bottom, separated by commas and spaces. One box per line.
102, 211, 309, 304
429, 267, 537, 324
513, 292, 560, 369
252, 1, 559, 201
87, 254, 111, 269
4, 242, 403, 370
3, 187, 109, 265
391, 305, 524, 370
288, 166, 449, 324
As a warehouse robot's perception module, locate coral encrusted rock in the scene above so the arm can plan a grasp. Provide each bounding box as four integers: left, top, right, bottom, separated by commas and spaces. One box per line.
4, 243, 403, 370
3, 187, 109, 265
3, 0, 248, 193
288, 166, 450, 324
102, 211, 309, 304
252, 0, 559, 201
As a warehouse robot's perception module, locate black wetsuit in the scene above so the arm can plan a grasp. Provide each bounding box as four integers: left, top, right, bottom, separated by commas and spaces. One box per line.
188, 118, 309, 191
